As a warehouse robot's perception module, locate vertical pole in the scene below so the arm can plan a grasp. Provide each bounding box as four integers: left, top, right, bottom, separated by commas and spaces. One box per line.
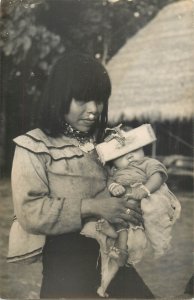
0, 53, 6, 177
152, 123, 156, 158
152, 140, 156, 158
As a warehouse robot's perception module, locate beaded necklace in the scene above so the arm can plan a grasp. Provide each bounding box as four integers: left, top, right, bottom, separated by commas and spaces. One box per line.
63, 122, 95, 152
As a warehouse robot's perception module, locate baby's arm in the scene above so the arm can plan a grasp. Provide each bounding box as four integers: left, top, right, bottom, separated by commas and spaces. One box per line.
107, 169, 126, 196
143, 158, 167, 195
127, 172, 165, 200
108, 182, 126, 197
144, 172, 164, 194
109, 172, 164, 199
127, 158, 168, 200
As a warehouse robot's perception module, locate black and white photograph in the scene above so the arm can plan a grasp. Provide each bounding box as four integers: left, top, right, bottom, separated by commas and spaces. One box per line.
0, 0, 193, 298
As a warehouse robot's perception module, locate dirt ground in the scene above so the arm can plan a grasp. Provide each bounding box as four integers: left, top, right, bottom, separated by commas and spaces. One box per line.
0, 178, 193, 299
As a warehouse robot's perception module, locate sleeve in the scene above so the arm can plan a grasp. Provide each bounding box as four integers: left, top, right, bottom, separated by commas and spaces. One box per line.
11, 146, 82, 235
106, 166, 117, 192
145, 158, 168, 182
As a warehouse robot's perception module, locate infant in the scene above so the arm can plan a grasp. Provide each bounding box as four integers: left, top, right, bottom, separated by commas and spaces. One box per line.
81, 124, 181, 297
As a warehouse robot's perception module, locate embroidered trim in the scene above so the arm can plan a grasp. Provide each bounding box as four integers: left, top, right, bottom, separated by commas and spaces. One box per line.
14, 143, 83, 161
7, 247, 43, 263
13, 129, 84, 160
25, 133, 75, 149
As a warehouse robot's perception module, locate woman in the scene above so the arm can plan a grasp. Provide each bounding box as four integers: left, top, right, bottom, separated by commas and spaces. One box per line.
8, 53, 154, 298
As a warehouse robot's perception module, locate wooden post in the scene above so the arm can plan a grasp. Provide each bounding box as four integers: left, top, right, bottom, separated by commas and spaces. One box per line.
152, 140, 156, 158
152, 123, 156, 158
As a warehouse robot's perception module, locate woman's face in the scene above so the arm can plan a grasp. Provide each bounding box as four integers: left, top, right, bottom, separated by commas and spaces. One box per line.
64, 98, 104, 132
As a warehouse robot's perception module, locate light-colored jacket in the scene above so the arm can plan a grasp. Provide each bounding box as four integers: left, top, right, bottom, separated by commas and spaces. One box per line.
7, 128, 108, 263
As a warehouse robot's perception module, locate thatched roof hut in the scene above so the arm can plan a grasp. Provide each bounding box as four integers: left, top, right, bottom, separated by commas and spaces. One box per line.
107, 0, 194, 123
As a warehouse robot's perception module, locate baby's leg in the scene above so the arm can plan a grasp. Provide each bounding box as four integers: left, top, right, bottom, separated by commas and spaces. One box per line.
109, 226, 128, 267
96, 219, 118, 239
115, 229, 128, 251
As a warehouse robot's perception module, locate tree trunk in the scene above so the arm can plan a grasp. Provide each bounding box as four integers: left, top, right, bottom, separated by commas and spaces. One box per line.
0, 112, 6, 177
0, 53, 7, 177
101, 37, 109, 65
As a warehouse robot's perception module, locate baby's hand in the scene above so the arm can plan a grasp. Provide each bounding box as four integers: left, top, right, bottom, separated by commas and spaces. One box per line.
109, 183, 126, 197
126, 185, 149, 200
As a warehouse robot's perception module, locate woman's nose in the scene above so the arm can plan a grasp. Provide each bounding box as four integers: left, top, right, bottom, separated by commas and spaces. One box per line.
86, 101, 98, 114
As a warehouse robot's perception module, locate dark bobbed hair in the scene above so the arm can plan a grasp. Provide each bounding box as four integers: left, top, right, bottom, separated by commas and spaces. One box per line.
38, 53, 111, 142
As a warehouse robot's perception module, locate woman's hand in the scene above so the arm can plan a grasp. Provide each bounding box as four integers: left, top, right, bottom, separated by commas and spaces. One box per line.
81, 196, 143, 227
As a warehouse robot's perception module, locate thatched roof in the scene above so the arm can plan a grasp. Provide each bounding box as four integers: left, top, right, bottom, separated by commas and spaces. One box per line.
107, 0, 194, 122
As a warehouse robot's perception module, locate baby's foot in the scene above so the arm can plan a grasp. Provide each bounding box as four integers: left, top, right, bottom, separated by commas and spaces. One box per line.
109, 246, 128, 267
109, 246, 120, 259
97, 286, 109, 298
96, 219, 118, 238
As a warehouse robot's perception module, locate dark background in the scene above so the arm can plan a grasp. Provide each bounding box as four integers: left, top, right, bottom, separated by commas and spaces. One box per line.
0, 0, 192, 177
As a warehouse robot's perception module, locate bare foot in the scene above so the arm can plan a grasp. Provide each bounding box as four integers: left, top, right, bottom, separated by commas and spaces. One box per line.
96, 219, 118, 239
109, 246, 128, 267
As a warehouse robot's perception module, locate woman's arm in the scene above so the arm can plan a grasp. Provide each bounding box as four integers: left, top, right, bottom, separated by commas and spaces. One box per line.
12, 146, 83, 235
12, 146, 143, 235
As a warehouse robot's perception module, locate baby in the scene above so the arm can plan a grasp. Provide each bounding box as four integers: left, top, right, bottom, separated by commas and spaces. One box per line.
81, 124, 181, 297
96, 124, 181, 264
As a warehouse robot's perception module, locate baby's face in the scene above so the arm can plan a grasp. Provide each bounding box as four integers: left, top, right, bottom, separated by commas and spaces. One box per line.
113, 148, 144, 169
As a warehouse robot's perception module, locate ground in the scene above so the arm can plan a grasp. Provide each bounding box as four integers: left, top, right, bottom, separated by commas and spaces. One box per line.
0, 179, 193, 299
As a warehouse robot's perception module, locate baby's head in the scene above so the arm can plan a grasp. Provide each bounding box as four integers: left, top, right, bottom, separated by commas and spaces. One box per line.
112, 147, 144, 169
107, 125, 145, 169
96, 123, 156, 165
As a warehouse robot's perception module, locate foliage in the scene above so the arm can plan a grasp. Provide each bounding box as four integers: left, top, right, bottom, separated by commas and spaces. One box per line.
0, 0, 178, 96
0, 0, 65, 83
0, 0, 179, 174
36, 0, 160, 63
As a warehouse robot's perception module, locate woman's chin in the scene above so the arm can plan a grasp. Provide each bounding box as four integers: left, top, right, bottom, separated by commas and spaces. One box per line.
77, 121, 96, 133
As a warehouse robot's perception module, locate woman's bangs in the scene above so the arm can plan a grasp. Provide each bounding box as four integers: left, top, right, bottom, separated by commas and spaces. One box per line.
72, 71, 110, 104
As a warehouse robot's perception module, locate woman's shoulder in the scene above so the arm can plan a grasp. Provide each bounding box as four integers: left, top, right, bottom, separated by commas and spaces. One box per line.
13, 128, 83, 160
14, 128, 45, 143
14, 128, 80, 146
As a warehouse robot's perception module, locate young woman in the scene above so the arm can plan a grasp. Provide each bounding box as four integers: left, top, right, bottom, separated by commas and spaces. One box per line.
8, 53, 154, 298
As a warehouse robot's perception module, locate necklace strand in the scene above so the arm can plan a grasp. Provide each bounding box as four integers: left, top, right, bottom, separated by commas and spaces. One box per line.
63, 122, 94, 144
